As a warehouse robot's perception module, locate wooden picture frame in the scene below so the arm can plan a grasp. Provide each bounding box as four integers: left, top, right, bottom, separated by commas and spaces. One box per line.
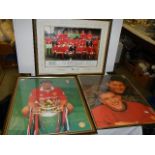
3, 76, 96, 135
34, 19, 110, 75
78, 74, 155, 129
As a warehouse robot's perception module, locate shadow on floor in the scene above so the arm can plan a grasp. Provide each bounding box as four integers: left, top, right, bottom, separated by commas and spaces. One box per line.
0, 67, 19, 134
0, 67, 19, 101
0, 95, 12, 134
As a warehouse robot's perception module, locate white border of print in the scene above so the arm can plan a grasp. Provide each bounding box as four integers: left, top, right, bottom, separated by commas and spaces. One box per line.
36, 19, 110, 75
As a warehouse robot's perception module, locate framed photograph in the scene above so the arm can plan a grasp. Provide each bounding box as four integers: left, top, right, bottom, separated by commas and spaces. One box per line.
4, 76, 96, 135
78, 74, 155, 129
34, 19, 110, 75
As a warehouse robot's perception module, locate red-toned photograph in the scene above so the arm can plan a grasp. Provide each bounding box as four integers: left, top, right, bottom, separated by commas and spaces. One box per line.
44, 26, 101, 60
78, 75, 155, 129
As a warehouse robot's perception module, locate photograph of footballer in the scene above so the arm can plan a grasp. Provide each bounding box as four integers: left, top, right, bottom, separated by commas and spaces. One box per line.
78, 75, 155, 129
4, 77, 95, 135
35, 19, 110, 74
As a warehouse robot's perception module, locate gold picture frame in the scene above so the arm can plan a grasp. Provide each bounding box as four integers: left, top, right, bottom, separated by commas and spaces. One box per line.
3, 76, 96, 135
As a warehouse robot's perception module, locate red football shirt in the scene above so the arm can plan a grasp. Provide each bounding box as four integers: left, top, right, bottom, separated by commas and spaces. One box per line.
28, 87, 67, 107
91, 101, 155, 128
61, 46, 68, 53
93, 39, 99, 47
45, 37, 52, 44
80, 32, 86, 39
79, 39, 86, 46
76, 46, 86, 53
87, 33, 93, 40
87, 46, 95, 54
52, 45, 59, 52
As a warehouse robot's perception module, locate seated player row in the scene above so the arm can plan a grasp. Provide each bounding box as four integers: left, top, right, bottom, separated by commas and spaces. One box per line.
51, 44, 97, 56
45, 37, 99, 48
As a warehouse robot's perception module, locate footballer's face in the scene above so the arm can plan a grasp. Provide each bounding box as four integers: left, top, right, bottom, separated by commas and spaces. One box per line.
42, 82, 52, 90
99, 92, 124, 111
107, 80, 126, 95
